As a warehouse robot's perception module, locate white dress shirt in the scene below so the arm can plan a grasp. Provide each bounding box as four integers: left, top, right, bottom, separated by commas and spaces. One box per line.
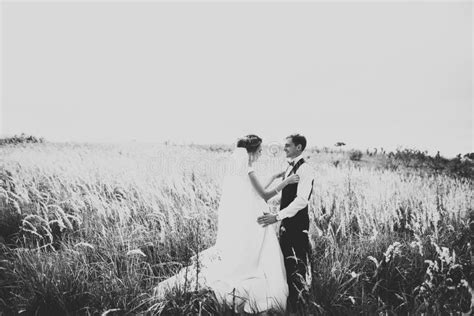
278, 154, 314, 219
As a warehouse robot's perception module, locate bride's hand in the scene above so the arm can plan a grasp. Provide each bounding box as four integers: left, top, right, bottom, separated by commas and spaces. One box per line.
284, 174, 300, 185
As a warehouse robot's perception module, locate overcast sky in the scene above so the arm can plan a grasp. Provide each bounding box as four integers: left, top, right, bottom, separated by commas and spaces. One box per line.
1, 0, 472, 156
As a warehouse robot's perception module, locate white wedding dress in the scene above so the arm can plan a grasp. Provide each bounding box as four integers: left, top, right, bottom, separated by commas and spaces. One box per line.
154, 148, 288, 313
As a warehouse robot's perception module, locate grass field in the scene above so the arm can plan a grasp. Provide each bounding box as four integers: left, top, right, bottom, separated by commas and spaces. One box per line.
0, 142, 472, 315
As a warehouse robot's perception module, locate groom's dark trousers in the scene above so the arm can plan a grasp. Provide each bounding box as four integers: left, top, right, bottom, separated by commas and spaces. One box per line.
279, 159, 313, 313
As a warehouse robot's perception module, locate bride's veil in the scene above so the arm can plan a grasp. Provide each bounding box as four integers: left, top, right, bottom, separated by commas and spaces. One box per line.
214, 147, 255, 261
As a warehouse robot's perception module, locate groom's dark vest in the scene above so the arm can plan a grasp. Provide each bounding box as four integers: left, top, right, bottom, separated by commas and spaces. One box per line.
280, 158, 313, 233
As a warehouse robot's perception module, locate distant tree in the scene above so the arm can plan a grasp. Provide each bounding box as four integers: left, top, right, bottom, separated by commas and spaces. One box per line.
463, 152, 474, 160
349, 150, 363, 161
0, 133, 44, 145
386, 148, 474, 179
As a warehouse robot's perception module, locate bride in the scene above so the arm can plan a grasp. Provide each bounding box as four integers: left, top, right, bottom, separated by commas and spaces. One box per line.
154, 135, 299, 313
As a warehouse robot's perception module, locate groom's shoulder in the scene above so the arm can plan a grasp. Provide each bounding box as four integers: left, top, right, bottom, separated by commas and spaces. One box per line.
300, 159, 315, 176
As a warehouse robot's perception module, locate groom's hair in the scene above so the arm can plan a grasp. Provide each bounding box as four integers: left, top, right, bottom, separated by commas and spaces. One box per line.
287, 134, 307, 151
237, 134, 262, 153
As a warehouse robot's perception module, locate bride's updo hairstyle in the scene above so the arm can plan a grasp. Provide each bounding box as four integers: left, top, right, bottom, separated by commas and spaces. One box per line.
237, 134, 262, 153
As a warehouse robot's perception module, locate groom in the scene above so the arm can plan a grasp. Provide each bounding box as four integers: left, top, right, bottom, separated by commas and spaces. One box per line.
258, 134, 314, 314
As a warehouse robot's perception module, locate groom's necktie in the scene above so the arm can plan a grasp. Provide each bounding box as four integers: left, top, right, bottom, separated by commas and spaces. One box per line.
286, 158, 305, 178
284, 161, 295, 180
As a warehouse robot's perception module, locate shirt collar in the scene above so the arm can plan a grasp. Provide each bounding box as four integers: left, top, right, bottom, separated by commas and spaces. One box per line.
287, 153, 304, 165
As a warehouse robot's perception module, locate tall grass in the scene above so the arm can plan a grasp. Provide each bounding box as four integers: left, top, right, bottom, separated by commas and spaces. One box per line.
0, 142, 472, 315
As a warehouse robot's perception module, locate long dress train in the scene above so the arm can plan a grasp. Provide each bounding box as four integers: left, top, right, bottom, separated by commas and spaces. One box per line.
154, 148, 288, 313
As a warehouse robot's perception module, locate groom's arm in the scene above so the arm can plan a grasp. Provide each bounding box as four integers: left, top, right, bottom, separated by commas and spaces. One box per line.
257, 165, 313, 227
277, 164, 314, 219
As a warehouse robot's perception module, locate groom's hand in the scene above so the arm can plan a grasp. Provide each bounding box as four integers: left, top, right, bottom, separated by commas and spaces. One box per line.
257, 214, 277, 227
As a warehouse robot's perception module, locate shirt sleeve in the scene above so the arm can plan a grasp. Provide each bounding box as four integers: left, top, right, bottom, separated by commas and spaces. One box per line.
278, 164, 314, 219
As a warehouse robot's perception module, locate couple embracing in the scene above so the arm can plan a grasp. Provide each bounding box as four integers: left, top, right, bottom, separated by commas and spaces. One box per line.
155, 134, 315, 315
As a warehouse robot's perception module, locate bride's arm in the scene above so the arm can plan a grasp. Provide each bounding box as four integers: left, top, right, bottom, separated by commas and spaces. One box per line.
248, 170, 299, 202
263, 171, 286, 189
